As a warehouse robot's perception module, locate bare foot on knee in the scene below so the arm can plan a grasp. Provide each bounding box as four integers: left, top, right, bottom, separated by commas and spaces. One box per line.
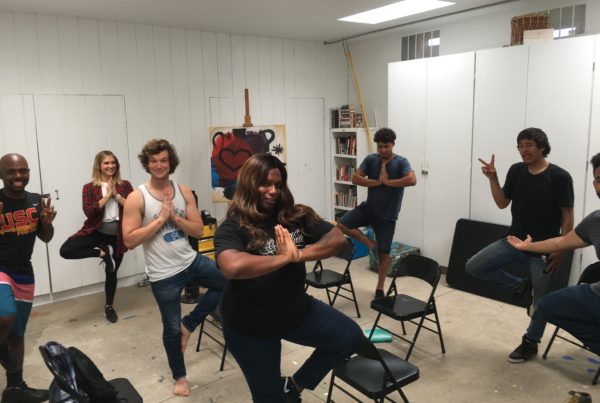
180, 322, 191, 353
174, 377, 190, 397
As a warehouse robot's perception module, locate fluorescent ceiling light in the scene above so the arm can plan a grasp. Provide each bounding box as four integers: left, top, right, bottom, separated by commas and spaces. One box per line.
339, 0, 455, 25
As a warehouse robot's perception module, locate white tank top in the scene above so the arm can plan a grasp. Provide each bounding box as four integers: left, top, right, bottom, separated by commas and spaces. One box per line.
139, 181, 196, 282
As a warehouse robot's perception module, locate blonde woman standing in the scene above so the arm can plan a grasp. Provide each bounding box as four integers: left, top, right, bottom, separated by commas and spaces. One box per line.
60, 151, 133, 323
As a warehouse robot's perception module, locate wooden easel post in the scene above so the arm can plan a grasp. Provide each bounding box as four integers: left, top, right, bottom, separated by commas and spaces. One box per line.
243, 88, 253, 127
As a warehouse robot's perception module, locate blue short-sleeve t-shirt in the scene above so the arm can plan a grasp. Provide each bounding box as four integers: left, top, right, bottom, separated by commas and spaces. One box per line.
359, 153, 412, 220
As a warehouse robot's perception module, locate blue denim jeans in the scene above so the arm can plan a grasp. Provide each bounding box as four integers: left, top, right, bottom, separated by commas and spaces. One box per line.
150, 253, 226, 379
526, 284, 600, 353
465, 238, 545, 304
222, 298, 364, 403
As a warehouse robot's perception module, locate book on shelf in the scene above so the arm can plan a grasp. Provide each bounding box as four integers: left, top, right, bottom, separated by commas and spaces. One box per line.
354, 113, 363, 128
330, 108, 340, 129
330, 105, 367, 129
336, 165, 356, 182
334, 188, 357, 208
339, 104, 355, 128
335, 136, 356, 156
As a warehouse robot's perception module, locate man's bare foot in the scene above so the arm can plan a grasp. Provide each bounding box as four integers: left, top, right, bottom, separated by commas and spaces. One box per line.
174, 377, 190, 397
180, 322, 191, 353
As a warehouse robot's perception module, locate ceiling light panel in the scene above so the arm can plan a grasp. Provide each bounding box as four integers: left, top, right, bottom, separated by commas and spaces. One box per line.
339, 0, 455, 24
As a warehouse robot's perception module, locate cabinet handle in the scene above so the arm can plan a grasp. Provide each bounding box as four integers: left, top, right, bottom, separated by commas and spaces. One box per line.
419, 157, 429, 175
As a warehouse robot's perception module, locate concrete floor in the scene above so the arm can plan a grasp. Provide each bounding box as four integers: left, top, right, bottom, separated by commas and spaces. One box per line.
7, 256, 599, 402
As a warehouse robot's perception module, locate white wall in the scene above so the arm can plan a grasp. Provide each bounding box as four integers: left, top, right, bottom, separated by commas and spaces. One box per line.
0, 11, 349, 297
348, 0, 600, 128
0, 11, 348, 210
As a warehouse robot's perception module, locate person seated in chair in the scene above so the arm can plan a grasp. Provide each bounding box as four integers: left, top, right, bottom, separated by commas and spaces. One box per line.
506, 152, 600, 363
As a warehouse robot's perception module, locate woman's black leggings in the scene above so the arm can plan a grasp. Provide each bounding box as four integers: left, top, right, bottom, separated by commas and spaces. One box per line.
60, 232, 123, 306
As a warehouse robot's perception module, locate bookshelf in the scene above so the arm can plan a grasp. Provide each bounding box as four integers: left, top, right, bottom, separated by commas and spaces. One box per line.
331, 127, 371, 221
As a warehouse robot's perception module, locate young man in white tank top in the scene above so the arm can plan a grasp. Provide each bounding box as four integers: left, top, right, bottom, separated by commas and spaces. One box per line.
122, 139, 226, 398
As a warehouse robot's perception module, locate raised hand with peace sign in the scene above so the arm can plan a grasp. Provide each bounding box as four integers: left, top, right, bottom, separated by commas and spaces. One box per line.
478, 154, 497, 178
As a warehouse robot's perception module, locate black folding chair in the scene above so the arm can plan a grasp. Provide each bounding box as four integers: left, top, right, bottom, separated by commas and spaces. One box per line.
305, 239, 361, 317
327, 338, 419, 403
195, 304, 228, 371
542, 261, 600, 385
369, 254, 445, 361
39, 341, 142, 402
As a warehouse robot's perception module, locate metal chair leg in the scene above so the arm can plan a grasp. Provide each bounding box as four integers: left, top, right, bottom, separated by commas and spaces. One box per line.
433, 306, 445, 354
195, 320, 206, 352
219, 343, 227, 371
542, 327, 560, 359
326, 371, 335, 403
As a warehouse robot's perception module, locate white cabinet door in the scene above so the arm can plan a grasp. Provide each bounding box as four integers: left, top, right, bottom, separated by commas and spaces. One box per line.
471, 45, 529, 226
286, 98, 326, 217
581, 35, 600, 275
422, 52, 474, 266
33, 95, 138, 293
526, 36, 595, 283
0, 95, 51, 296
389, 53, 474, 266
388, 59, 427, 249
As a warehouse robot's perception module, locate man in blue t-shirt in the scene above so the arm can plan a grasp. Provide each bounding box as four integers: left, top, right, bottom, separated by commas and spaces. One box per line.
337, 128, 416, 298
506, 152, 600, 365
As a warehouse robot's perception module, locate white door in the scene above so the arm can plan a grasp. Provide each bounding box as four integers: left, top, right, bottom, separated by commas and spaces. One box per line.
285, 98, 326, 217
33, 95, 138, 293
388, 59, 427, 250
389, 53, 474, 266
0, 95, 51, 296
526, 36, 595, 283
422, 52, 474, 266
471, 45, 529, 225
580, 36, 600, 275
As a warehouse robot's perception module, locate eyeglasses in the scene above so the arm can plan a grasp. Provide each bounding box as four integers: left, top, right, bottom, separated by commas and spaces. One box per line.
4, 168, 30, 175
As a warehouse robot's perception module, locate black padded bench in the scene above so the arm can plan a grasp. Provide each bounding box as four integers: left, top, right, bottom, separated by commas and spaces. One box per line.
446, 218, 573, 307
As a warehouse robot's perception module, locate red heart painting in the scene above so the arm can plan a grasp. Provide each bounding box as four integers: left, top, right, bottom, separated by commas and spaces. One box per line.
218, 148, 252, 179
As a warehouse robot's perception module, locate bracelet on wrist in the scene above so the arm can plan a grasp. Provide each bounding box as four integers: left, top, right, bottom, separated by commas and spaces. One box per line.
295, 250, 303, 263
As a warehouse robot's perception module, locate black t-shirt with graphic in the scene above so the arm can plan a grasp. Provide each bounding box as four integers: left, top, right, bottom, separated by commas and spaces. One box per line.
0, 190, 42, 276
214, 215, 333, 337
503, 162, 573, 241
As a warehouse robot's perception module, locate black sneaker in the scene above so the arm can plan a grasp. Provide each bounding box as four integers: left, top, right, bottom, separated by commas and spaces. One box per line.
100, 245, 115, 273
282, 376, 302, 403
2, 381, 49, 403
374, 289, 385, 300
105, 305, 118, 323
512, 279, 532, 306
508, 335, 538, 363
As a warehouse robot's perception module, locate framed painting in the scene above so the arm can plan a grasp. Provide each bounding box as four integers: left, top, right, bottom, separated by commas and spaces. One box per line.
210, 125, 286, 202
